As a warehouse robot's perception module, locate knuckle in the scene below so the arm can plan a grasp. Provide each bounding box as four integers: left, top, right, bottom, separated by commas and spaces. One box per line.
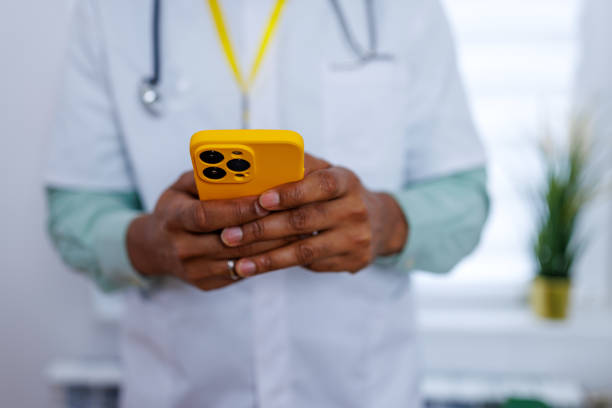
173, 240, 190, 260
256, 255, 273, 272
248, 220, 265, 240
162, 239, 181, 264
348, 202, 369, 222
312, 202, 328, 218
181, 260, 214, 282
174, 263, 189, 281
232, 200, 251, 223
360, 252, 374, 266
193, 203, 209, 229
282, 185, 304, 207
170, 172, 192, 192
182, 263, 198, 281
194, 280, 218, 292
157, 200, 176, 226
349, 256, 370, 273
156, 190, 172, 209
177, 172, 192, 185
348, 265, 362, 274
318, 171, 339, 197
296, 242, 317, 264
288, 208, 310, 231
320, 158, 332, 168
344, 168, 361, 186
307, 263, 325, 272
352, 229, 373, 248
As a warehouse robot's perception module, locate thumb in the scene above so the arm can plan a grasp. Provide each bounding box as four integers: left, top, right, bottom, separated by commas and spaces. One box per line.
304, 153, 331, 176
171, 170, 199, 197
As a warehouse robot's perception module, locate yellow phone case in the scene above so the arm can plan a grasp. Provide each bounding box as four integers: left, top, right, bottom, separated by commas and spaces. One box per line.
190, 129, 304, 201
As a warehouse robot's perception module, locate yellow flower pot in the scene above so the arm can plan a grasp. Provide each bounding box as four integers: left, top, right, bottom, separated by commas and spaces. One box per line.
530, 277, 570, 320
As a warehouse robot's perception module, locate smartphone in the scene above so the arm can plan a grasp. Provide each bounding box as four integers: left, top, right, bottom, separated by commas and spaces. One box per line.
190, 129, 304, 201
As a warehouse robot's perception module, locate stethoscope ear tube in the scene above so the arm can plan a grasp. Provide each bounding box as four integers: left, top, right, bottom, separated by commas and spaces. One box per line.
140, 0, 163, 116
328, 0, 393, 69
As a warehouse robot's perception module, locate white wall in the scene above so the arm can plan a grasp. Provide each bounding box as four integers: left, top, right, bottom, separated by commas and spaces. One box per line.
0, 1, 118, 406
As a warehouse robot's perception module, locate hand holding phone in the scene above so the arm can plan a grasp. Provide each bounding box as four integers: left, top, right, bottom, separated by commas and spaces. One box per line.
125, 171, 299, 291
218, 154, 409, 278
125, 130, 305, 290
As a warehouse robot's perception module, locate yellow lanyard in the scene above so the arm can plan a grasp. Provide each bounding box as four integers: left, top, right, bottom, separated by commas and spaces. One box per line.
207, 0, 287, 129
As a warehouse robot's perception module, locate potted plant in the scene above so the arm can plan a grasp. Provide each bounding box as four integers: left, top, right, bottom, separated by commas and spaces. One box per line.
531, 117, 594, 320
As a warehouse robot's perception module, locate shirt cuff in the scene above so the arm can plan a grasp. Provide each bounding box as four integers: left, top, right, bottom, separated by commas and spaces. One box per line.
382, 189, 430, 271
92, 209, 153, 291
374, 190, 423, 272
375, 167, 488, 273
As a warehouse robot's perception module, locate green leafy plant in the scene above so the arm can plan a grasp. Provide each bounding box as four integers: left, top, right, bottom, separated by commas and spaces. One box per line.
534, 117, 594, 280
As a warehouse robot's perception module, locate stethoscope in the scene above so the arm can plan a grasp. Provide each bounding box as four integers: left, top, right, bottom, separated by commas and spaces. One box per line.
139, 0, 392, 116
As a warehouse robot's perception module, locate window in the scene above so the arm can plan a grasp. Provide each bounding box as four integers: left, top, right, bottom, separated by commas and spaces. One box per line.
413, 0, 584, 307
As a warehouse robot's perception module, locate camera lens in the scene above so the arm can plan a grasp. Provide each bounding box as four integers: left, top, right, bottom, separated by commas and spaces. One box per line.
203, 167, 226, 180
227, 159, 251, 172
200, 150, 224, 164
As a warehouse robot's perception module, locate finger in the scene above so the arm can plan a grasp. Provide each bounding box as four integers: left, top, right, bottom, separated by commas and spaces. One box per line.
212, 237, 299, 260
192, 276, 235, 291
221, 198, 355, 247
173, 195, 269, 233
170, 171, 199, 197
306, 255, 360, 273
304, 153, 331, 176
258, 167, 354, 211
175, 233, 299, 259
234, 229, 348, 277
181, 257, 237, 282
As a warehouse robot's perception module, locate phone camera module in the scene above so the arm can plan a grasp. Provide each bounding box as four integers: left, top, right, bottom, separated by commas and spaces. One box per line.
200, 150, 224, 164
203, 167, 226, 180
227, 159, 251, 172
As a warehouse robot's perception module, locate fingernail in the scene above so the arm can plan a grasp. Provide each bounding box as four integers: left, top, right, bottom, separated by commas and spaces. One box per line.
259, 191, 280, 209
237, 260, 256, 276
254, 201, 269, 217
221, 227, 243, 246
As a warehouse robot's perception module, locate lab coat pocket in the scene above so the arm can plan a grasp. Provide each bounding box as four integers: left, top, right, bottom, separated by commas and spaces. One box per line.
322, 61, 408, 190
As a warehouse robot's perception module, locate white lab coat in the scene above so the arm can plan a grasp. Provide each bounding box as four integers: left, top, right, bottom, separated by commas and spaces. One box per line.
46, 0, 485, 407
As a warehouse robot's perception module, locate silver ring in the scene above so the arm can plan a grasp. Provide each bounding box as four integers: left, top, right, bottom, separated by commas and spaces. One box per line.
227, 259, 241, 281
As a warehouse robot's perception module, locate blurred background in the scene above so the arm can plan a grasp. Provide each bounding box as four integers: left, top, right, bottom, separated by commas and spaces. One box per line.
0, 0, 610, 407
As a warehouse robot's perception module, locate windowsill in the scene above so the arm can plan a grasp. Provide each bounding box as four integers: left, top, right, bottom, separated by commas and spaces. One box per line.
417, 305, 612, 339
47, 359, 122, 387
416, 303, 612, 391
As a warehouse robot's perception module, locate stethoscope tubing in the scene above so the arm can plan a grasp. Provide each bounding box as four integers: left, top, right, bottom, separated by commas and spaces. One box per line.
140, 0, 389, 115
328, 0, 379, 61
140, 0, 162, 115
150, 0, 162, 88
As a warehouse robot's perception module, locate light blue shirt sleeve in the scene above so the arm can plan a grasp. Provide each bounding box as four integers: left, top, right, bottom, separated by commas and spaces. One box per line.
46, 188, 150, 292
377, 166, 489, 273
